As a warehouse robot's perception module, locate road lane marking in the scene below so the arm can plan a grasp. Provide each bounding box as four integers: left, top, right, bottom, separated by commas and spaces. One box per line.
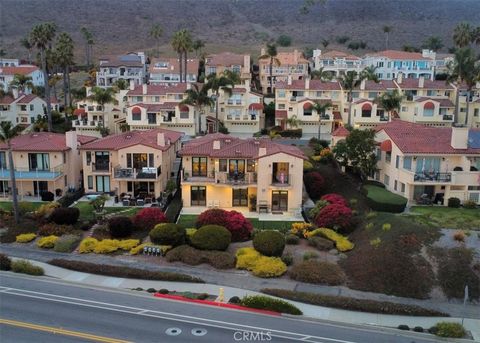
0, 318, 132, 343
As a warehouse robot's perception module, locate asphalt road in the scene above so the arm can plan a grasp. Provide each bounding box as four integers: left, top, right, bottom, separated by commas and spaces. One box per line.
0, 273, 445, 343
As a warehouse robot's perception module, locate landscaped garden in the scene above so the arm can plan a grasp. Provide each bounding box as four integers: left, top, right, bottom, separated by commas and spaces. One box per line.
407, 206, 480, 230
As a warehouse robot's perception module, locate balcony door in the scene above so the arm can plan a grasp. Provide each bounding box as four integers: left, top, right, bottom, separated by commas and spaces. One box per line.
33, 181, 48, 196
191, 186, 206, 206
96, 175, 110, 193
94, 152, 110, 171
28, 153, 50, 171
272, 162, 289, 184
232, 189, 248, 207
272, 190, 288, 212
229, 160, 245, 176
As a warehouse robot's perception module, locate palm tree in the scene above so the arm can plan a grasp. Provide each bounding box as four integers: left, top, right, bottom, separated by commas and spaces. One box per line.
181, 84, 213, 134
472, 26, 480, 45
222, 69, 241, 85
171, 29, 193, 83
192, 39, 205, 57
375, 90, 403, 121
10, 74, 34, 93
150, 24, 163, 57
259, 43, 281, 94
171, 31, 185, 83
30, 22, 57, 132
80, 27, 94, 67
88, 87, 117, 127
453, 22, 473, 48
383, 26, 392, 50
113, 79, 129, 91
312, 100, 332, 139
49, 74, 62, 101
55, 32, 74, 109
286, 115, 300, 129
204, 73, 235, 132
321, 39, 329, 49
310, 67, 333, 81
20, 37, 33, 64
0, 122, 20, 224
423, 36, 444, 52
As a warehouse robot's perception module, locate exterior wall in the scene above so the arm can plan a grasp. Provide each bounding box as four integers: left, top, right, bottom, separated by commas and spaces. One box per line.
205, 54, 251, 82
312, 50, 362, 76
15, 97, 48, 125
0, 69, 44, 92
362, 56, 434, 80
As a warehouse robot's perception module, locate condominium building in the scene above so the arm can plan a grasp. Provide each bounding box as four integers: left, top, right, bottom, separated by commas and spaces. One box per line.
0, 93, 60, 126
259, 49, 309, 94
204, 52, 251, 82
179, 134, 306, 215
375, 121, 480, 205
80, 129, 182, 198
311, 50, 362, 77
96, 52, 147, 88
0, 131, 97, 200
149, 57, 199, 85
453, 83, 480, 129
0, 65, 45, 92
0, 58, 20, 67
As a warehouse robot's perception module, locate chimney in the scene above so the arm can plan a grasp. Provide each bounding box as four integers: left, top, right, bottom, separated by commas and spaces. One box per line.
258, 147, 267, 157
12, 88, 19, 99
260, 48, 266, 56
450, 126, 469, 149
294, 49, 298, 65
244, 79, 250, 88
418, 76, 425, 88
360, 79, 366, 90
305, 77, 310, 90
213, 140, 221, 150
129, 80, 135, 90
243, 54, 250, 72
142, 84, 147, 95
313, 49, 322, 58
396, 72, 403, 84
157, 132, 165, 147
65, 130, 78, 150
287, 75, 292, 86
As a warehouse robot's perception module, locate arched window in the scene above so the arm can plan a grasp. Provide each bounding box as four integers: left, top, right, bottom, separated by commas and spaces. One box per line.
423, 102, 434, 117
179, 105, 189, 119
132, 107, 142, 121
361, 103, 372, 117
303, 102, 312, 116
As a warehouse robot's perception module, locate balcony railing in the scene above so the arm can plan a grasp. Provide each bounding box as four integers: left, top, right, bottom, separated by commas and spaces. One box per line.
73, 120, 103, 128
113, 166, 161, 179
92, 162, 110, 172
414, 172, 452, 182
379, 116, 389, 122
271, 173, 291, 186
442, 114, 454, 121
0, 165, 64, 180
216, 172, 257, 185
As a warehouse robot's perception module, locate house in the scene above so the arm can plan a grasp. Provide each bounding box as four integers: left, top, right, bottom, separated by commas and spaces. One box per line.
433, 52, 454, 76
179, 134, 306, 215
0, 65, 45, 92
149, 57, 199, 85
452, 82, 480, 129
275, 78, 342, 138
124, 83, 197, 136
311, 50, 362, 77
374, 121, 480, 205
79, 129, 182, 199
259, 49, 309, 94
0, 58, 20, 67
0, 92, 60, 126
0, 131, 97, 200
362, 50, 434, 80
204, 52, 251, 82
331, 126, 350, 146
96, 52, 147, 88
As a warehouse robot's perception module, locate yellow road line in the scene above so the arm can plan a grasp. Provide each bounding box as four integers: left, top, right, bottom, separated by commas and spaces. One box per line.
0, 318, 132, 343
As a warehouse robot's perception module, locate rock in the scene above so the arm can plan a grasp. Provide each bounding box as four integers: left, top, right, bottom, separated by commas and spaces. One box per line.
329, 248, 339, 255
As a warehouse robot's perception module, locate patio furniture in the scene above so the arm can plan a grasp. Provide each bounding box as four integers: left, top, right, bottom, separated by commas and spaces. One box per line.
122, 199, 130, 206
136, 199, 145, 206
213, 200, 220, 208
258, 200, 269, 213
207, 201, 213, 208
145, 197, 152, 204
129, 198, 137, 206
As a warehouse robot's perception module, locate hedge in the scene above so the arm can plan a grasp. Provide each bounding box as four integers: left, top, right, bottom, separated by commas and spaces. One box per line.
37, 235, 59, 249
252, 230, 285, 257
240, 295, 302, 315
236, 247, 287, 278
48, 259, 204, 283
0, 253, 11, 271
149, 223, 185, 246
57, 188, 85, 207
364, 185, 407, 213
261, 289, 448, 317
166, 245, 236, 269
190, 225, 231, 251
54, 235, 82, 253
49, 207, 80, 225
305, 228, 354, 252
11, 260, 44, 276
433, 322, 466, 338
289, 261, 345, 285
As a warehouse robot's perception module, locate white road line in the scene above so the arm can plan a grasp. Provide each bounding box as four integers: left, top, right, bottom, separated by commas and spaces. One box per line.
136, 310, 149, 314
1, 287, 356, 343
0, 287, 12, 292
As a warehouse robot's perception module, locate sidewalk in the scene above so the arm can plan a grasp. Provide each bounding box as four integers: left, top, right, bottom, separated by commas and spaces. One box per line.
10, 258, 480, 342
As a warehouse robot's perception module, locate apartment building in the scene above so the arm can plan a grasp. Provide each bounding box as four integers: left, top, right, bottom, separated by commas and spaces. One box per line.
96, 52, 147, 88
0, 131, 97, 200
362, 50, 434, 80
275, 79, 343, 138
311, 50, 362, 77
124, 83, 197, 136
259, 49, 309, 94
0, 93, 60, 126
454, 83, 480, 129
0, 58, 20, 67
204, 52, 251, 82
0, 65, 45, 92
375, 121, 480, 205
179, 134, 306, 215
80, 129, 182, 198
149, 57, 199, 85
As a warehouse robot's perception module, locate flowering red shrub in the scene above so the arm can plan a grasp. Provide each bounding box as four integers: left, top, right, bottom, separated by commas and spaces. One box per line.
304, 172, 325, 200
321, 193, 348, 207
196, 209, 253, 242
314, 204, 352, 230
132, 208, 167, 231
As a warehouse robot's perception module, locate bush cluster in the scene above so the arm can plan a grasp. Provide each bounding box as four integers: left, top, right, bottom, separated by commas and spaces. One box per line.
314, 203, 352, 230
433, 322, 465, 338
0, 253, 12, 270
57, 189, 84, 208
190, 225, 231, 251
447, 197, 461, 208
37, 235, 59, 249
16, 233, 37, 243
236, 247, 287, 278
166, 245, 236, 269
132, 208, 167, 231
289, 261, 345, 285
253, 230, 285, 257
304, 172, 325, 200
49, 259, 204, 283
38, 223, 72, 236
290, 222, 313, 236
321, 193, 349, 207
54, 235, 82, 253
240, 295, 302, 315
196, 209, 253, 242
108, 216, 134, 238
306, 228, 354, 252
463, 200, 477, 209
11, 260, 44, 276
35, 202, 60, 219
78, 238, 140, 254
49, 207, 80, 225
285, 234, 300, 245
149, 223, 185, 246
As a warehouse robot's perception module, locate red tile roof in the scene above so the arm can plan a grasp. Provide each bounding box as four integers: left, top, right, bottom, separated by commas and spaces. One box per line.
248, 103, 264, 110
0, 132, 96, 152
397, 78, 453, 89
126, 84, 189, 96
150, 58, 199, 74
179, 135, 306, 160
15, 94, 40, 104
74, 108, 86, 116
0, 65, 39, 76
319, 50, 360, 60
205, 52, 246, 67
377, 121, 480, 154
357, 80, 397, 91
333, 111, 342, 121
276, 80, 341, 90
0, 96, 15, 105
332, 126, 350, 137
365, 50, 432, 61
80, 129, 183, 151
415, 97, 454, 107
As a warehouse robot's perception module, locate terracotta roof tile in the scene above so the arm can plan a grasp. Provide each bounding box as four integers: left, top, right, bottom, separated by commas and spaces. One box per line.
415, 97, 454, 107
0, 132, 96, 152
129, 102, 180, 111
397, 78, 453, 89
356, 80, 397, 91
276, 80, 341, 90
126, 84, 190, 96
15, 94, 39, 104
0, 96, 15, 105
332, 126, 350, 137
150, 58, 199, 74
205, 52, 246, 67
0, 65, 40, 76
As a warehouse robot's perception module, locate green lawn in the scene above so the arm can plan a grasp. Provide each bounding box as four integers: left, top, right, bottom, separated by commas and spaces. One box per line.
176, 214, 299, 232
408, 206, 480, 230
364, 185, 407, 205
73, 202, 140, 221
0, 201, 44, 211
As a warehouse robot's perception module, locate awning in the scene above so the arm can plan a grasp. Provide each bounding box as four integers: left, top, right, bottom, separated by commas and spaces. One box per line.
132, 106, 142, 115
275, 110, 287, 119
361, 103, 372, 111
179, 104, 189, 112
303, 102, 313, 110
73, 108, 86, 116
380, 139, 392, 152
248, 103, 264, 110
424, 102, 435, 110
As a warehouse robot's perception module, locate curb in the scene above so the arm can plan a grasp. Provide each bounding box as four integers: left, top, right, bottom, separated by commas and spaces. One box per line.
153, 293, 281, 316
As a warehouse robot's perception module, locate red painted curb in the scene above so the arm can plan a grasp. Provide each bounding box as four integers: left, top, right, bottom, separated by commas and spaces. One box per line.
153, 293, 281, 316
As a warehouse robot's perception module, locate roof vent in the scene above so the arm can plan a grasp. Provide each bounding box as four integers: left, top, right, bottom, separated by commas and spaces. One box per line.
126, 134, 132, 139
225, 139, 231, 143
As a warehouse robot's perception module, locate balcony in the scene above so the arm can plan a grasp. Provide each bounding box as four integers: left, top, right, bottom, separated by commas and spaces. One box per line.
271, 173, 291, 187
181, 170, 215, 183
0, 166, 64, 180
216, 172, 257, 185
91, 162, 110, 172
413, 172, 452, 182
442, 114, 454, 121
227, 100, 243, 106
113, 166, 161, 180
73, 120, 103, 128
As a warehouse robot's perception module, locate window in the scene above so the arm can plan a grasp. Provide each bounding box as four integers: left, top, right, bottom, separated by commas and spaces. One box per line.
272, 190, 288, 211
384, 174, 390, 187
303, 103, 313, 116
423, 102, 434, 116
474, 109, 479, 117
63, 152, 66, 163
94, 152, 110, 171
232, 189, 248, 206
87, 176, 93, 189
368, 92, 377, 99
427, 90, 435, 96
385, 151, 391, 163
460, 107, 466, 113
20, 105, 27, 111
401, 182, 405, 193
278, 104, 285, 110
402, 106, 407, 112
219, 159, 227, 172
135, 96, 143, 102
361, 103, 372, 117
191, 186, 206, 206
247, 159, 256, 172
395, 155, 400, 168
351, 92, 359, 99
132, 107, 141, 121
403, 156, 412, 170
278, 90, 285, 98
154, 96, 160, 102
28, 153, 50, 171
96, 175, 110, 192
30, 104, 34, 111
86, 151, 91, 165
394, 180, 398, 191
192, 157, 207, 177
0, 152, 7, 169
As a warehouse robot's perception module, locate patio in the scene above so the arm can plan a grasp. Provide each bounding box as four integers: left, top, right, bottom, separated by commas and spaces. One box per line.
180, 206, 303, 222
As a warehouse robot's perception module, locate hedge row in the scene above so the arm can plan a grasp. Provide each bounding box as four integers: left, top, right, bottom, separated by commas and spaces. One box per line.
241, 295, 302, 315
165, 245, 235, 269
48, 259, 204, 283
261, 289, 448, 317
365, 196, 407, 213
57, 189, 85, 208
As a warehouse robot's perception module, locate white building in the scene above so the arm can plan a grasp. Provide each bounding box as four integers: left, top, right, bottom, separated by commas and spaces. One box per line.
0, 92, 60, 126
149, 57, 199, 85
0, 65, 45, 92
96, 52, 147, 88
0, 58, 20, 67
311, 50, 362, 77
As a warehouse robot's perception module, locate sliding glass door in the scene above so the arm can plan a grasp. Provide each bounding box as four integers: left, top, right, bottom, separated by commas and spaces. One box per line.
96, 175, 110, 193
28, 153, 50, 171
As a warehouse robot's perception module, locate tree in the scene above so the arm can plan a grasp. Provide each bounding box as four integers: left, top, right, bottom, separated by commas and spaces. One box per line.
171, 29, 193, 83
276, 35, 292, 47
383, 26, 392, 50
192, 39, 205, 57
423, 36, 444, 52
453, 22, 473, 48
20, 37, 33, 64
0, 122, 21, 223
30, 22, 57, 132
48, 74, 62, 100
286, 114, 300, 129
402, 45, 420, 53
10, 74, 34, 93
150, 24, 163, 57
300, 0, 327, 14
113, 79, 129, 91
87, 87, 117, 128
375, 90, 403, 120
181, 83, 213, 134
333, 128, 377, 179
321, 39, 329, 49
259, 43, 281, 94
204, 73, 234, 132
55, 32, 74, 109
310, 67, 333, 81
472, 26, 480, 45
312, 100, 332, 139
80, 27, 94, 67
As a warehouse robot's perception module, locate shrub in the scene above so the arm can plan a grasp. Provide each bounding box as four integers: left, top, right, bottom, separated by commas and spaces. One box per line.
49, 259, 204, 283
290, 261, 344, 285
236, 247, 261, 270
18, 201, 37, 215
447, 197, 461, 208
49, 207, 80, 225
303, 160, 314, 172
304, 172, 325, 199
241, 295, 302, 315
285, 234, 299, 245
366, 211, 377, 219
397, 325, 410, 330
281, 253, 293, 266
147, 288, 156, 293
229, 296, 241, 304
290, 222, 313, 236
185, 228, 197, 243
0, 253, 12, 270
382, 223, 391, 232
78, 237, 98, 253
253, 230, 285, 257
370, 237, 382, 247
453, 231, 465, 242
303, 251, 318, 260
166, 245, 236, 269
132, 208, 167, 231
108, 216, 134, 238
306, 228, 354, 252
196, 209, 253, 242
41, 191, 54, 202
235, 247, 287, 278
321, 193, 348, 207
433, 322, 465, 338
159, 289, 169, 294
37, 235, 59, 249
261, 289, 449, 317
38, 223, 72, 236
11, 260, 44, 276
463, 200, 477, 209
130, 243, 149, 255
308, 200, 328, 219
35, 202, 60, 219
365, 223, 374, 230
57, 188, 85, 208
54, 234, 81, 253
16, 233, 37, 243
191, 225, 231, 251
314, 204, 352, 230
308, 236, 334, 251
149, 223, 185, 246
413, 327, 424, 332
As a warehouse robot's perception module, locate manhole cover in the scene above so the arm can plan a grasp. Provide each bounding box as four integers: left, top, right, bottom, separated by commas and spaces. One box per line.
191, 328, 207, 336
166, 328, 182, 336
